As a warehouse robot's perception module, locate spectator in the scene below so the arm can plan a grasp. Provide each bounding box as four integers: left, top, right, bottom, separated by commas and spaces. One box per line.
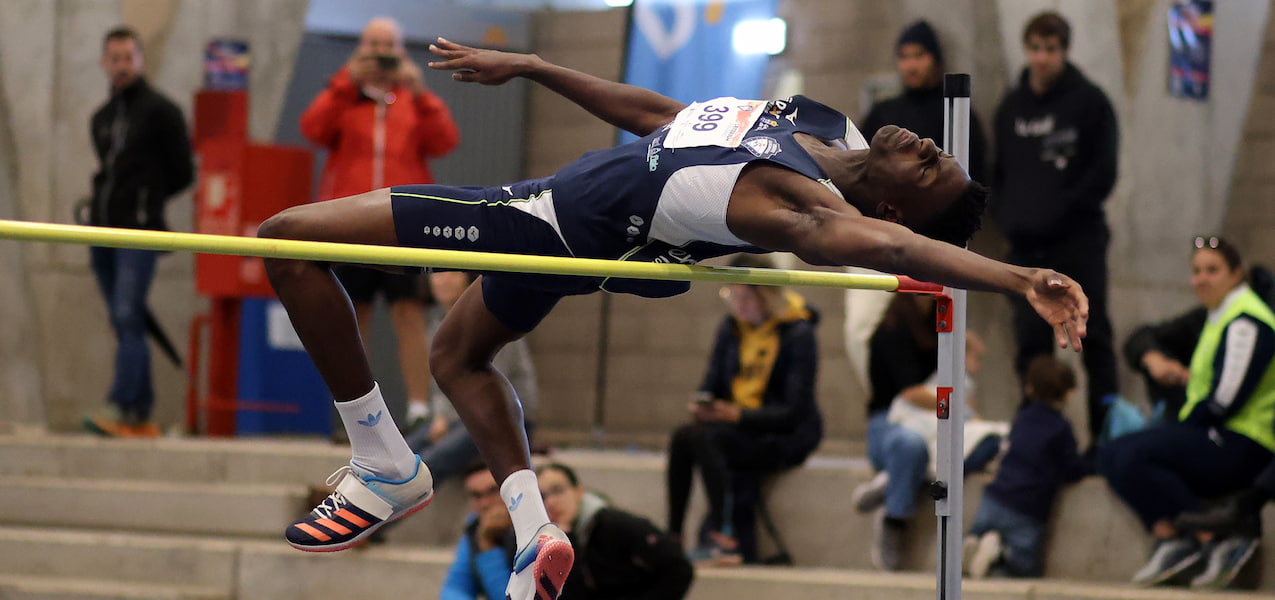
538, 463, 693, 600
1124, 263, 1275, 425
83, 26, 193, 438
860, 20, 987, 181
299, 16, 459, 428
441, 462, 516, 600
406, 270, 538, 485
666, 254, 823, 566
963, 355, 1087, 579
992, 11, 1120, 444
886, 330, 1006, 476
856, 294, 1005, 571
1098, 235, 1275, 588
851, 293, 936, 571
842, 19, 990, 398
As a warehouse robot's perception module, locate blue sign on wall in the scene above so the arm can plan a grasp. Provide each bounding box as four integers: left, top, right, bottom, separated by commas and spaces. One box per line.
622, 0, 777, 143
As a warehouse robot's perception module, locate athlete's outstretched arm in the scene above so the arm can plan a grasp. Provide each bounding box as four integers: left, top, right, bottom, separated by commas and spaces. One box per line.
728, 187, 1089, 351
427, 38, 685, 137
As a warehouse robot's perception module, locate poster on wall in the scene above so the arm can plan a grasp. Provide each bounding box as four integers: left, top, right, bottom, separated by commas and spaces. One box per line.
1167, 0, 1212, 100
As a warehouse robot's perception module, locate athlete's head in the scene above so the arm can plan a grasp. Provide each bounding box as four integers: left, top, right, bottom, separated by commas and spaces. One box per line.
865, 125, 987, 246
101, 26, 143, 93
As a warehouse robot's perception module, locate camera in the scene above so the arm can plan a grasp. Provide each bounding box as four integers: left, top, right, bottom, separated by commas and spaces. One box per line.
375, 54, 401, 71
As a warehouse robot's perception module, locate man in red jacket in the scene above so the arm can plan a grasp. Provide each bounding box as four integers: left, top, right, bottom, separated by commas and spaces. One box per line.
300, 17, 459, 430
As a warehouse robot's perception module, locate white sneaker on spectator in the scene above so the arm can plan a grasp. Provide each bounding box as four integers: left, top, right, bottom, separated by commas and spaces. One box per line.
870, 509, 904, 571
1131, 536, 1201, 586
852, 471, 890, 514
968, 531, 1002, 579
1190, 536, 1258, 590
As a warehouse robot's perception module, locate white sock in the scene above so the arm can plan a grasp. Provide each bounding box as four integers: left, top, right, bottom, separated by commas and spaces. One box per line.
335, 383, 419, 481
405, 401, 430, 423
501, 469, 551, 548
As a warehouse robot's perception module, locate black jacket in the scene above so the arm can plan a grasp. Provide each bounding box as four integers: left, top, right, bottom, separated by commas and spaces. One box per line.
699, 303, 824, 468
1122, 306, 1207, 417
861, 83, 988, 182
90, 77, 193, 230
561, 496, 693, 600
984, 401, 1088, 523
992, 63, 1118, 249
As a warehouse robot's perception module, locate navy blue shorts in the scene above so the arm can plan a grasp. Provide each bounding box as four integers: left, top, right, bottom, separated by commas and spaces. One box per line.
390, 181, 599, 332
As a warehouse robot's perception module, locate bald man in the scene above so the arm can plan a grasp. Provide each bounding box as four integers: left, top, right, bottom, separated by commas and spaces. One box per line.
299, 17, 459, 429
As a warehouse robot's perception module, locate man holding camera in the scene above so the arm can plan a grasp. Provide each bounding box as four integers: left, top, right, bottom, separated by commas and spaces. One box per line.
300, 17, 459, 433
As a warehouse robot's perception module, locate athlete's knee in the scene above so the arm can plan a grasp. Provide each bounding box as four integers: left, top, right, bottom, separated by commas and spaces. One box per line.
428, 332, 478, 386
257, 205, 311, 241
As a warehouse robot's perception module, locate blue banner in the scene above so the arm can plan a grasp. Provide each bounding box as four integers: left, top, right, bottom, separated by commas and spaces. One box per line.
622, 0, 777, 143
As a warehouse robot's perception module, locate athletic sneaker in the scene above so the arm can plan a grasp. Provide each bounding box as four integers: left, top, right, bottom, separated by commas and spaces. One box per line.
1131, 536, 1202, 585
506, 523, 575, 600
852, 471, 890, 514
1190, 535, 1258, 590
285, 458, 433, 552
968, 531, 1002, 579
870, 509, 905, 571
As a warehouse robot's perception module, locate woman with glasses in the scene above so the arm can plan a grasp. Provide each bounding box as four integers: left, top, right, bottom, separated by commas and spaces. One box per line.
1099, 235, 1275, 589
537, 463, 693, 600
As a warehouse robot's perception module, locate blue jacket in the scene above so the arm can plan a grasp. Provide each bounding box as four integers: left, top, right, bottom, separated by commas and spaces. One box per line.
440, 513, 516, 600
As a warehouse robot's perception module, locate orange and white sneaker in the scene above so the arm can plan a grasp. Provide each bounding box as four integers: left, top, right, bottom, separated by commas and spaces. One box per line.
285, 458, 433, 552
506, 523, 574, 600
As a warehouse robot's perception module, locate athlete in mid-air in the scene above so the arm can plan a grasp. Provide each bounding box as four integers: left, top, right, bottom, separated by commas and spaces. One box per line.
259, 38, 1088, 600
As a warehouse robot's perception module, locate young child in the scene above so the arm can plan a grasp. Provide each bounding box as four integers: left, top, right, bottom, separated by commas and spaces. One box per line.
963, 355, 1089, 578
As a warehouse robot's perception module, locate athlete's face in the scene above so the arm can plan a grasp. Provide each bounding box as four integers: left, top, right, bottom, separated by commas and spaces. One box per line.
1191, 248, 1244, 309
539, 468, 583, 532
866, 125, 969, 227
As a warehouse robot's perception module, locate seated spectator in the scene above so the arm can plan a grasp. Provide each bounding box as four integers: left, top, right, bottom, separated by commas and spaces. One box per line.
1124, 263, 1275, 426
855, 294, 1002, 571
1098, 235, 1275, 588
442, 462, 516, 600
963, 355, 1087, 578
666, 254, 823, 566
406, 270, 538, 486
538, 462, 693, 600
885, 331, 1008, 477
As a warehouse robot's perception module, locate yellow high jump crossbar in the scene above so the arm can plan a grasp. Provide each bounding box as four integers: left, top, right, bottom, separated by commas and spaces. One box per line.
0, 219, 943, 293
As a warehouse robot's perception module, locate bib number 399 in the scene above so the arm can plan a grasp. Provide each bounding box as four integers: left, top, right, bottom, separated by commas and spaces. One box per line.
664, 98, 766, 149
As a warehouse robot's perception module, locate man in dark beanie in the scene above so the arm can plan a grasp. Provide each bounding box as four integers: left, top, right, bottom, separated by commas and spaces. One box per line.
860, 20, 986, 181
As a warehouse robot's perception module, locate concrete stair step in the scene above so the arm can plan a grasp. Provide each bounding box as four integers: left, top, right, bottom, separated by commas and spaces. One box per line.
0, 527, 236, 589
0, 434, 346, 485
0, 476, 302, 537
0, 576, 226, 600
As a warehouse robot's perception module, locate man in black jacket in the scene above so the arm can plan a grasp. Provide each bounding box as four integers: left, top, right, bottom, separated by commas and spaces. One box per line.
84, 26, 193, 438
861, 20, 987, 182
993, 11, 1119, 444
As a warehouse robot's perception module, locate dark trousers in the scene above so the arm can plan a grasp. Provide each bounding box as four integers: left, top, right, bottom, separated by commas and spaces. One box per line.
667, 421, 780, 559
90, 246, 158, 421
1008, 230, 1117, 440
1098, 422, 1272, 530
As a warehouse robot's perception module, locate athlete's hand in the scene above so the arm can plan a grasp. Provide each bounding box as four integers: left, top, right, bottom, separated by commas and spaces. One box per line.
427, 37, 535, 85
1025, 269, 1088, 351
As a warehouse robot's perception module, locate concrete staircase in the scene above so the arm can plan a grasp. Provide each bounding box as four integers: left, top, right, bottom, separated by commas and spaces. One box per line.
0, 432, 1272, 600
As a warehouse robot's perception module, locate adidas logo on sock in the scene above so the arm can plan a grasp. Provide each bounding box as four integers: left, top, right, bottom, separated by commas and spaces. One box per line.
508, 492, 523, 512
357, 410, 383, 427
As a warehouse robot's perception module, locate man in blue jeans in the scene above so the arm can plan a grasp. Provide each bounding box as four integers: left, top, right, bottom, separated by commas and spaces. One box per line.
84, 26, 193, 437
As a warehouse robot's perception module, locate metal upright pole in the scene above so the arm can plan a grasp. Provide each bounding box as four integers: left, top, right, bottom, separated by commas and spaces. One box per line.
934, 73, 971, 600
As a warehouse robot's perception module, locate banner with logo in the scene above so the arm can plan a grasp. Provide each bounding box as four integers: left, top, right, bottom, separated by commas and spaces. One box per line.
621, 0, 777, 143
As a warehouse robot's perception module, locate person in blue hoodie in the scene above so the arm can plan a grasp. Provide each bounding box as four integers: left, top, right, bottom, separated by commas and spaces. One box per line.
666, 253, 823, 565
993, 11, 1120, 446
441, 462, 517, 600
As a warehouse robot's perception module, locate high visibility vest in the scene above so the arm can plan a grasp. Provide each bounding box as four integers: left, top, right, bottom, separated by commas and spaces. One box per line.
1180, 286, 1275, 451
